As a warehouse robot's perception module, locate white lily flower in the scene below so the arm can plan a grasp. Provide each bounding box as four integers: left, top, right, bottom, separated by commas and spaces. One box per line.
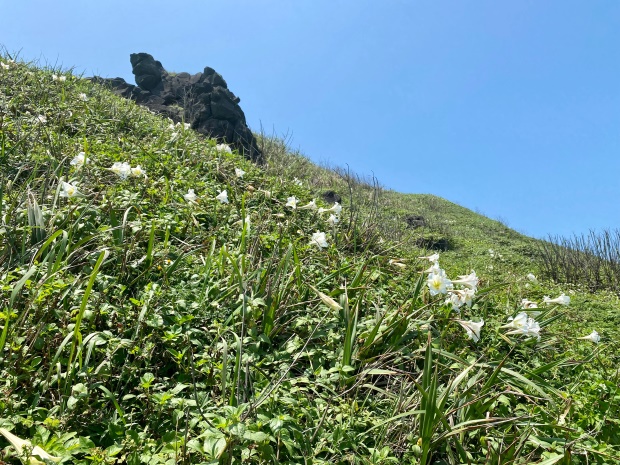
52, 74, 66, 82
0, 427, 61, 464
327, 214, 339, 226
388, 259, 407, 269
309, 285, 342, 311
243, 215, 251, 233
424, 260, 441, 274
293, 177, 303, 186
130, 165, 146, 178
456, 319, 484, 343
310, 231, 328, 248
526, 273, 538, 284
427, 268, 452, 296
0, 62, 9, 70
285, 196, 298, 209
501, 312, 529, 329
578, 330, 600, 343
70, 151, 87, 168
298, 199, 317, 210
78, 93, 89, 101
110, 161, 131, 179
216, 190, 229, 204
419, 253, 440, 262
318, 202, 342, 215
184, 189, 197, 203
216, 143, 232, 154
521, 299, 538, 309
36, 115, 47, 124
235, 168, 246, 178
446, 288, 475, 311
504, 312, 541, 340
452, 271, 479, 291
59, 181, 80, 198
543, 293, 570, 306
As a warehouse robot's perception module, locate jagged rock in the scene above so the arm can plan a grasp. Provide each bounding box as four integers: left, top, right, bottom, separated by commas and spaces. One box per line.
405, 215, 426, 229
90, 53, 263, 163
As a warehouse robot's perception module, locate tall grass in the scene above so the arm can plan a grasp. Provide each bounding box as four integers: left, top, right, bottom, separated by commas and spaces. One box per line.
538, 229, 620, 293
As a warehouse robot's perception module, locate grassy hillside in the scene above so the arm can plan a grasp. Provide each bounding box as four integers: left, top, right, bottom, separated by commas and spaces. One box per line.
1, 56, 620, 464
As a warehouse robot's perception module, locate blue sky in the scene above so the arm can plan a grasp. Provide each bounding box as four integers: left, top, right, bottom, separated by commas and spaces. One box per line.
2, 1, 619, 238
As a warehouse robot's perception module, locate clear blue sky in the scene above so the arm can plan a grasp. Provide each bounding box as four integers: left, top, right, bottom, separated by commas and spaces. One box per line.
2, 1, 619, 239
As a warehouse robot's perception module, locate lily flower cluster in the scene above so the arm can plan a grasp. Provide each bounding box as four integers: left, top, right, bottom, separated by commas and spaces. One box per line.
169, 121, 191, 131
110, 162, 147, 179
422, 254, 479, 309
281, 190, 344, 249
500, 292, 580, 342
421, 253, 483, 341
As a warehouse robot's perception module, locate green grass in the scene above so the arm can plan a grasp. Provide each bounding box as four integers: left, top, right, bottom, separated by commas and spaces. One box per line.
1, 55, 619, 464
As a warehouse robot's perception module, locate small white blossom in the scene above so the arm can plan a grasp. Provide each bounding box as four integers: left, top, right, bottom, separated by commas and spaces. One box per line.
543, 293, 570, 306
452, 271, 479, 292
521, 299, 538, 309
327, 214, 339, 226
130, 165, 146, 178
0, 62, 10, 70
424, 261, 441, 274
388, 259, 407, 269
310, 231, 328, 248
579, 330, 600, 343
446, 288, 475, 311
59, 181, 80, 198
285, 196, 298, 209
456, 319, 484, 343
70, 152, 87, 168
110, 161, 131, 179
298, 199, 317, 210
184, 189, 197, 203
503, 312, 541, 340
318, 202, 342, 215
526, 273, 538, 284
501, 312, 530, 330
419, 253, 440, 262
293, 177, 303, 186
235, 168, 246, 178
216, 143, 232, 154
79, 93, 89, 101
36, 115, 47, 124
216, 190, 229, 204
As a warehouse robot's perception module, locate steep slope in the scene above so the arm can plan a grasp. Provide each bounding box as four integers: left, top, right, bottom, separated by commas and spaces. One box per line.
1, 56, 619, 464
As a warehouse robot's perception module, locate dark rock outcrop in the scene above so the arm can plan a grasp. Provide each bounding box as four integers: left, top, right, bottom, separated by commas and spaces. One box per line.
321, 190, 342, 204
91, 53, 262, 163
405, 215, 426, 229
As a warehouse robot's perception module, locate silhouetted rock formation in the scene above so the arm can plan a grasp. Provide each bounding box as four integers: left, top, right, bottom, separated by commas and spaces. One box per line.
91, 53, 262, 163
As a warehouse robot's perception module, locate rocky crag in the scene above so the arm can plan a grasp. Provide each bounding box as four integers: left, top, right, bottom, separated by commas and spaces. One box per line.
92, 53, 262, 162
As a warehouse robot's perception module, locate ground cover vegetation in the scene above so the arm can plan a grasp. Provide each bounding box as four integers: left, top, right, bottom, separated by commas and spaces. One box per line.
1, 55, 620, 464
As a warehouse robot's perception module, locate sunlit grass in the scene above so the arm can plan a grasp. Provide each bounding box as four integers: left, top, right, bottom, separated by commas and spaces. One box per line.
0, 53, 619, 464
